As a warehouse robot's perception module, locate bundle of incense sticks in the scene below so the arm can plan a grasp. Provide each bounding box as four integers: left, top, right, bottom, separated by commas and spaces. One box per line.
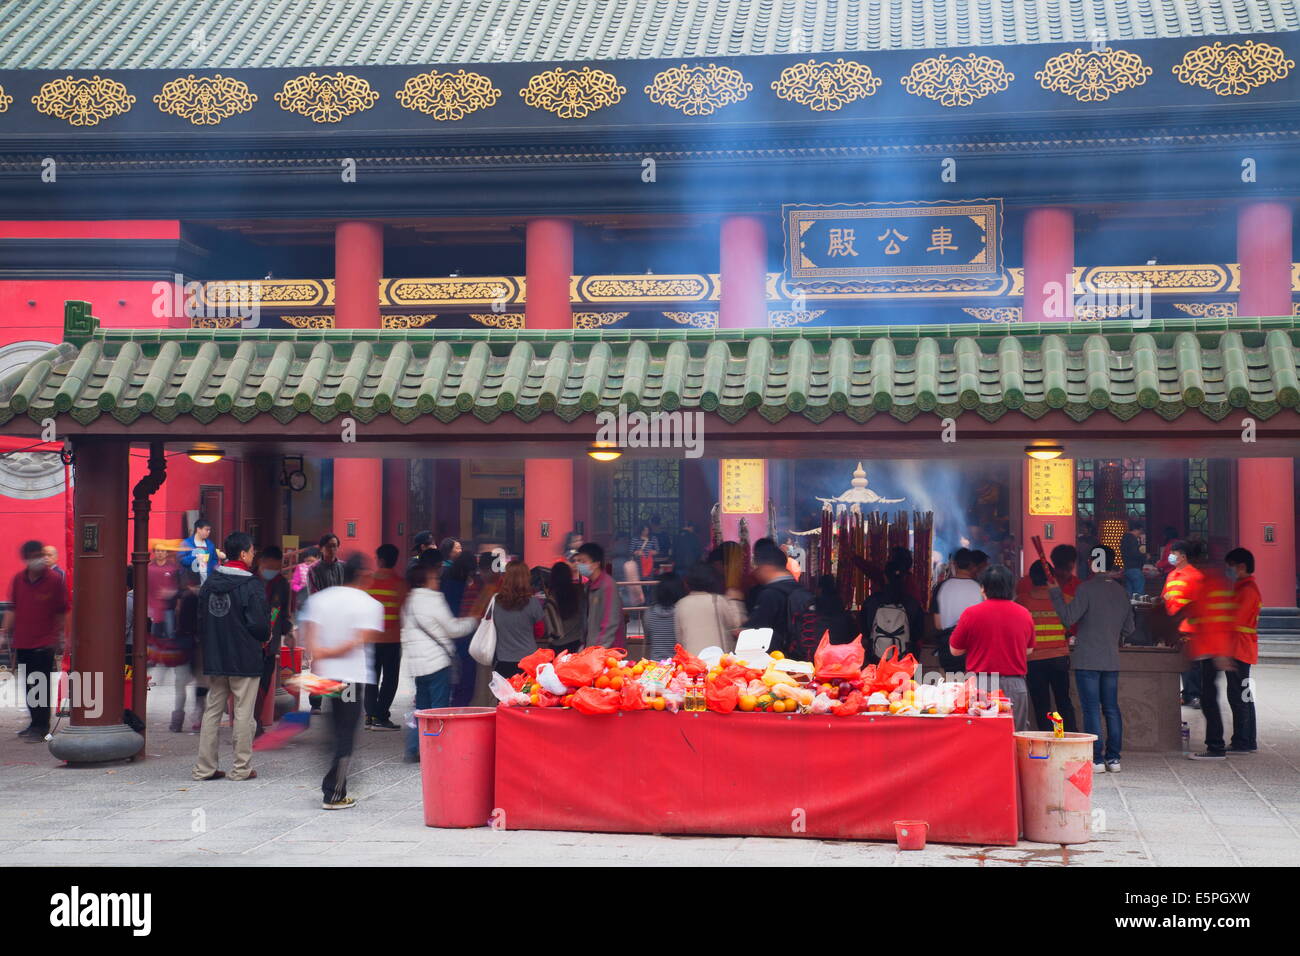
738, 517, 752, 581
709, 502, 722, 550
913, 510, 935, 610
819, 502, 833, 577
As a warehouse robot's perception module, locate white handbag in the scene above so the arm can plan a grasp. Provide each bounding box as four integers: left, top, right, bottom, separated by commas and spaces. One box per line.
468, 596, 498, 666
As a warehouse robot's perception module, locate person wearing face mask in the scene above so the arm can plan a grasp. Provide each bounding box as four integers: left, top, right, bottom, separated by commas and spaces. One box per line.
575, 542, 624, 649
1215, 547, 1260, 755
2, 540, 67, 740
253, 545, 292, 736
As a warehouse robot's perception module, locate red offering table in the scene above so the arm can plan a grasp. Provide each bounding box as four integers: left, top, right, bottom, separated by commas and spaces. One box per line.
494, 707, 1018, 846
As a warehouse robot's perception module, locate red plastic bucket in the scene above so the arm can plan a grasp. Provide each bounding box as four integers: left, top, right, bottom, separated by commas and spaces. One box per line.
894, 820, 928, 850
417, 707, 497, 828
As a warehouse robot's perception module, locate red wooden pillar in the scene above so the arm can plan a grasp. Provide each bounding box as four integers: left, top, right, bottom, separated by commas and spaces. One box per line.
333, 221, 384, 559
1023, 207, 1075, 323
48, 440, 142, 763
719, 216, 770, 540
524, 218, 574, 567
1237, 201, 1296, 607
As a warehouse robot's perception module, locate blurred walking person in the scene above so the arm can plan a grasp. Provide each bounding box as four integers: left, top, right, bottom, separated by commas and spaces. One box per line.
254, 546, 292, 736
2, 540, 67, 740
363, 544, 407, 731
543, 560, 587, 654
1019, 560, 1076, 733
192, 533, 269, 781
401, 553, 479, 761
300, 553, 384, 809
1163, 539, 1236, 759
1218, 548, 1260, 754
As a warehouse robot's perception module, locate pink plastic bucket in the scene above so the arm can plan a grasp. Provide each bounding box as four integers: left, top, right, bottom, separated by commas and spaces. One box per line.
417, 707, 497, 828
894, 820, 928, 850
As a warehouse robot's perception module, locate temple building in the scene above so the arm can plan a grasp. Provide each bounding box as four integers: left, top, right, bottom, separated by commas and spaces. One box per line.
0, 1, 1298, 757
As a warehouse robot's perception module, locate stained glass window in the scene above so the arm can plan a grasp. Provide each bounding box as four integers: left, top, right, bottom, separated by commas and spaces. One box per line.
1186, 458, 1209, 538
613, 459, 682, 541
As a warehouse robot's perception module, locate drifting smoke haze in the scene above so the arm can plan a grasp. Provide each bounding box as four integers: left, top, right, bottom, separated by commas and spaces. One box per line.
785, 459, 1015, 562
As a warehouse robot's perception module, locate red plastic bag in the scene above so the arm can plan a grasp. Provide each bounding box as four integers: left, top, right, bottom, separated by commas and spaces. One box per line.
508, 671, 528, 691
571, 686, 621, 715
674, 644, 707, 677
619, 679, 646, 711
872, 645, 917, 694
705, 679, 739, 713
814, 634, 864, 680
554, 646, 608, 688
518, 647, 555, 679
533, 690, 562, 708
718, 663, 761, 687
832, 689, 863, 716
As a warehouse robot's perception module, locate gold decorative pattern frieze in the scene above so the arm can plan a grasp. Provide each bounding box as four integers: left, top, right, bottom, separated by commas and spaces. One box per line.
1035, 48, 1151, 102
644, 63, 751, 116
1086, 267, 1228, 293
963, 307, 1021, 324
32, 75, 135, 126
381, 314, 438, 330
396, 69, 500, 121
470, 313, 524, 329
190, 315, 245, 329
663, 311, 719, 329
203, 280, 328, 309
0, 84, 12, 113
275, 72, 379, 123
572, 312, 628, 329
900, 54, 1014, 107
768, 310, 825, 328
771, 59, 881, 112
388, 278, 519, 307
580, 275, 710, 302
154, 74, 257, 125
783, 276, 1009, 299
1173, 302, 1237, 318
520, 67, 625, 118
1173, 40, 1295, 96
281, 314, 335, 329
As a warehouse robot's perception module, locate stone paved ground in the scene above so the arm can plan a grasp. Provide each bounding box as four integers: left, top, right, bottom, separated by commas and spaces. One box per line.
1, 664, 1297, 867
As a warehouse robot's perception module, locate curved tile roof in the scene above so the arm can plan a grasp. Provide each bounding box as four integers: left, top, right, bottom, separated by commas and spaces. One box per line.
0, 0, 1297, 69
2, 311, 1297, 429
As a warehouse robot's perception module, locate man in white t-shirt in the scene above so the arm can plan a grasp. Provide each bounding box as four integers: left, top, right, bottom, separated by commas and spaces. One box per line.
300, 552, 384, 810
933, 548, 984, 670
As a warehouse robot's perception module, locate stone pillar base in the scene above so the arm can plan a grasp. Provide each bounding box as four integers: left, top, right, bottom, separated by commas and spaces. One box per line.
48, 723, 143, 764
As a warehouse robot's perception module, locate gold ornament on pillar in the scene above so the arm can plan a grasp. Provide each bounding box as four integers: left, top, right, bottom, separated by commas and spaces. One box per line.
0, 83, 12, 112
470, 313, 523, 329
663, 311, 719, 329
572, 312, 628, 329
32, 75, 135, 126
520, 66, 625, 118
644, 63, 752, 116
1035, 49, 1151, 102
396, 69, 500, 120
1172, 40, 1295, 96
281, 314, 336, 329
153, 74, 258, 124
771, 59, 881, 111
380, 314, 438, 330
275, 72, 379, 123
900, 54, 1014, 107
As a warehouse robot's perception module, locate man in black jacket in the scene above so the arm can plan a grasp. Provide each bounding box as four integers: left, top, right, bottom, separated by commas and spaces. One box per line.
745, 538, 813, 656
192, 532, 270, 782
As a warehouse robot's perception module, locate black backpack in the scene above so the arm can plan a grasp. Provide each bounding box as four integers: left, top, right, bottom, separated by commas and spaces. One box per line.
777, 581, 816, 658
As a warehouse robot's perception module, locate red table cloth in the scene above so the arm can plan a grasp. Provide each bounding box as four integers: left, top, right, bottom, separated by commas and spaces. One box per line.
494, 708, 1018, 846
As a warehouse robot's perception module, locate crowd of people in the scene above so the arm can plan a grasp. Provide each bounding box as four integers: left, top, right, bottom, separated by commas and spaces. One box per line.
0, 514, 1266, 807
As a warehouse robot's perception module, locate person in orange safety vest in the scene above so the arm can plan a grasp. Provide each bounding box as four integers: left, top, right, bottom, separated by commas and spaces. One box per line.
1163, 539, 1236, 760
1209, 547, 1260, 755
1017, 560, 1076, 733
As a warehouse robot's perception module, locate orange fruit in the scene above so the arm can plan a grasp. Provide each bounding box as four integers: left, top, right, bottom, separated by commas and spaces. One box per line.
738, 695, 757, 712
773, 700, 788, 713
770, 650, 785, 661
758, 694, 774, 708
610, 676, 624, 691
652, 698, 666, 711
529, 693, 539, 705
606, 656, 619, 668
595, 675, 611, 689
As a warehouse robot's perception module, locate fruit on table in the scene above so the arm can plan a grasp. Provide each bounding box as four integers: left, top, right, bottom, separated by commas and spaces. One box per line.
738, 695, 757, 712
